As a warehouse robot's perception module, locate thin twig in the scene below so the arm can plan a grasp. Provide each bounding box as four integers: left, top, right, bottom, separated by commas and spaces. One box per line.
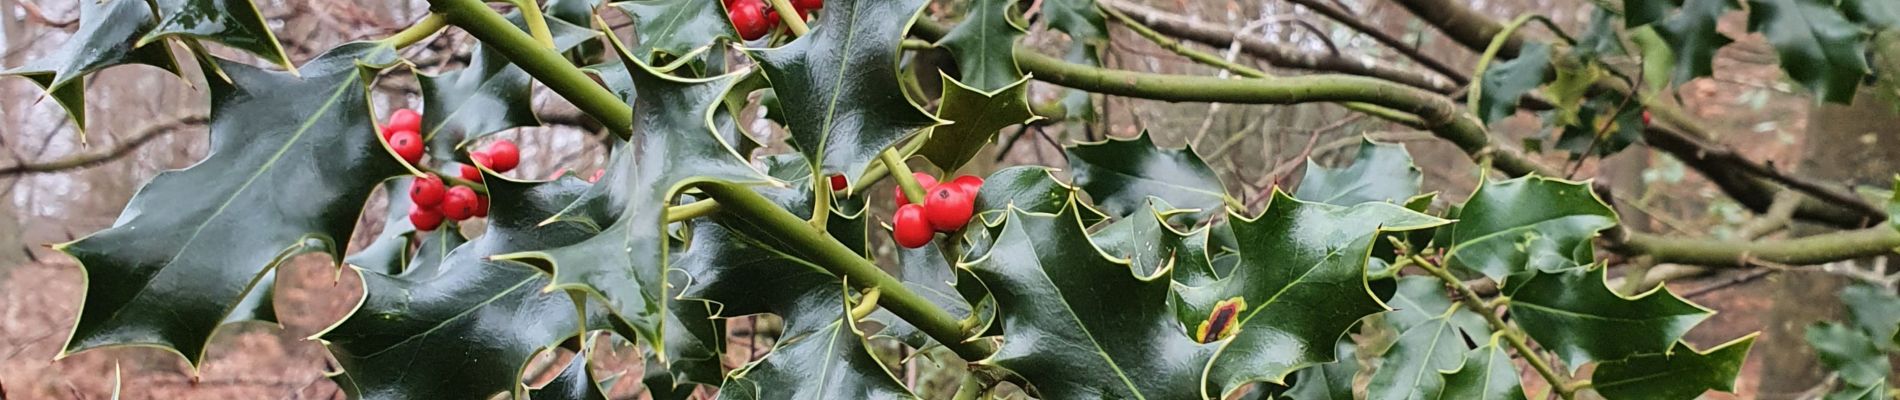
1, 115, 207, 176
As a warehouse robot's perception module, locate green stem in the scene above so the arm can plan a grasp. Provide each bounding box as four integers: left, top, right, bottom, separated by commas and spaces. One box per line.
1413, 256, 1578, 400
384, 14, 448, 49
511, 0, 557, 49
1468, 14, 1537, 114
428, 0, 633, 138
1618, 227, 1900, 267
810, 170, 831, 229
764, 0, 811, 36
667, 200, 720, 223
850, 133, 931, 194
693, 180, 995, 361
881, 149, 929, 204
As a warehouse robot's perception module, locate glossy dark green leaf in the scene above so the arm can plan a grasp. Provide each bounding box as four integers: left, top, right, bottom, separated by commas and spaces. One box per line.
660, 270, 728, 386
972, 166, 1102, 224
1508, 267, 1712, 369
1441, 176, 1617, 283
674, 215, 914, 399
1844, 0, 1900, 28
1043, 0, 1106, 45
1, 0, 179, 141
871, 241, 977, 349
1655, 0, 1737, 84
1477, 43, 1551, 125
545, 0, 602, 26
1179, 192, 1447, 396
1623, 0, 1684, 27
1432, 340, 1528, 400
613, 0, 736, 61
1091, 197, 1216, 283
530, 342, 610, 400
422, 12, 597, 159
916, 75, 1037, 173
1576, 8, 1628, 59
145, 0, 294, 71
345, 180, 420, 276
1809, 322, 1892, 388
1294, 138, 1421, 206
968, 202, 1217, 399
749, 0, 940, 182
1282, 338, 1359, 400
1840, 284, 1900, 351
1593, 336, 1754, 400
1746, 0, 1871, 103
501, 41, 769, 359
1067, 132, 1230, 221
1367, 312, 1465, 400
53, 43, 401, 368
319, 175, 611, 400
1385, 276, 1490, 340
937, 0, 1027, 91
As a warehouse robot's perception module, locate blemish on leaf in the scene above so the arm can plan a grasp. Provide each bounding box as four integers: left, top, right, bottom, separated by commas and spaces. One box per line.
1196, 297, 1247, 343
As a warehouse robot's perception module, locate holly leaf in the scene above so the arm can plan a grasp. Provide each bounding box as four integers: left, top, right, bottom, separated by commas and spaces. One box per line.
870, 240, 978, 350
1577, 7, 1629, 58
916, 75, 1038, 173
499, 40, 769, 360
1178, 192, 1448, 396
1067, 131, 1230, 221
1655, 0, 1737, 84
1, 0, 180, 142
1386, 276, 1491, 341
422, 12, 597, 159
1282, 338, 1359, 400
144, 0, 294, 71
1552, 94, 1645, 158
1441, 176, 1617, 283
529, 341, 611, 400
1367, 311, 1466, 400
972, 166, 1103, 224
1746, 0, 1871, 103
1432, 339, 1529, 400
1091, 196, 1217, 284
613, 0, 736, 62
969, 202, 1217, 399
319, 174, 612, 400
675, 214, 914, 399
1593, 336, 1755, 400
345, 180, 421, 276
1841, 284, 1900, 351
1811, 322, 1893, 388
1507, 267, 1712, 369
749, 0, 941, 182
52, 43, 402, 368
1294, 138, 1421, 206
1844, 0, 1900, 28
1477, 43, 1551, 125
1043, 0, 1106, 45
1624, 0, 1684, 27
937, 0, 1027, 91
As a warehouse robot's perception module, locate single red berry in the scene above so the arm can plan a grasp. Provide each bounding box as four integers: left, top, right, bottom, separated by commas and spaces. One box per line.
388, 108, 422, 136
730, 1, 770, 40
483, 140, 520, 173
763, 8, 782, 29
893, 204, 933, 248
460, 164, 483, 183
949, 175, 983, 194
1641, 110, 1652, 126
388, 130, 424, 164
472, 195, 490, 218
409, 206, 443, 231
410, 174, 447, 207
924, 184, 974, 232
893, 172, 939, 207
588, 169, 606, 183
793, 0, 821, 11
440, 186, 479, 220
830, 174, 847, 191
470, 150, 491, 168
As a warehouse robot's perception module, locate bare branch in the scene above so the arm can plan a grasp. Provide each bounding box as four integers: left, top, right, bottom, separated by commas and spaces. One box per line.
0, 115, 207, 176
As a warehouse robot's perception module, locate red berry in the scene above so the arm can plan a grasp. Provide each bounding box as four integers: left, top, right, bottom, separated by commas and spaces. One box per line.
588, 169, 606, 183
472, 195, 490, 218
408, 206, 443, 231
483, 140, 520, 173
893, 204, 933, 248
793, 0, 821, 10
388, 108, 422, 136
924, 184, 974, 232
949, 175, 983, 194
830, 174, 847, 191
410, 174, 447, 207
1641, 110, 1652, 126
893, 172, 939, 207
470, 150, 491, 168
460, 164, 483, 183
730, 1, 770, 40
388, 130, 424, 164
440, 186, 479, 220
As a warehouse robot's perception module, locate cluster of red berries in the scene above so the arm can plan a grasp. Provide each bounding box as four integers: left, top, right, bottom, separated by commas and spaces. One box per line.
890, 173, 982, 249
378, 108, 524, 231
726, 0, 821, 40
